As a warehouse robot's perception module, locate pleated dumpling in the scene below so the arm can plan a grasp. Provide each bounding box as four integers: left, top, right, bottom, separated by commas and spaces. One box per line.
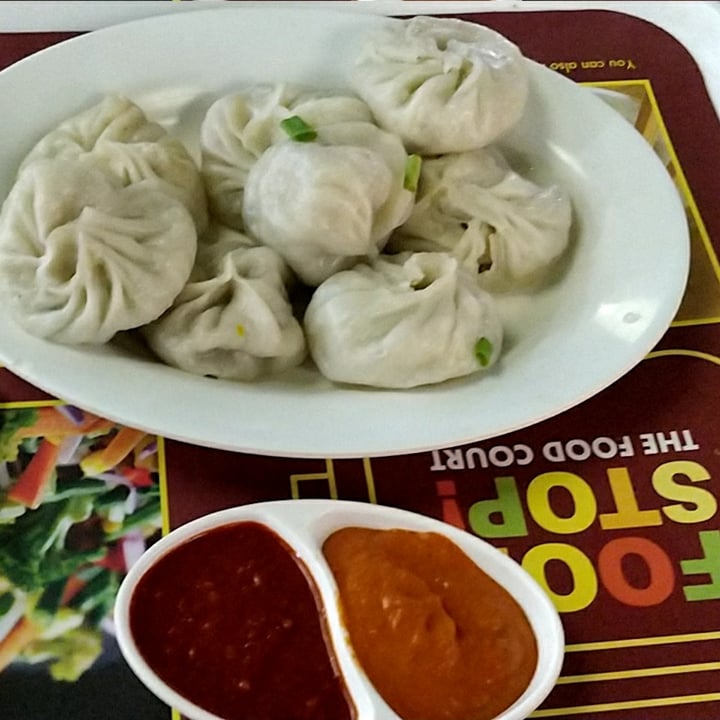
143, 225, 306, 381
304, 252, 502, 388
191, 222, 263, 281
351, 17, 529, 154
200, 84, 374, 230
0, 157, 197, 344
20, 94, 208, 231
242, 119, 415, 286
388, 148, 573, 292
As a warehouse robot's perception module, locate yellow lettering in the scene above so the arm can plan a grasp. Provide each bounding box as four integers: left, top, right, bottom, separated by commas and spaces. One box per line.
653, 461, 717, 523
527, 472, 597, 534
522, 543, 598, 612
600, 467, 662, 529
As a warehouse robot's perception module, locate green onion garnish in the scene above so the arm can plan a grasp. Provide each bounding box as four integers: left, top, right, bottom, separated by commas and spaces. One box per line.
403, 154, 422, 192
474, 337, 494, 367
280, 115, 317, 142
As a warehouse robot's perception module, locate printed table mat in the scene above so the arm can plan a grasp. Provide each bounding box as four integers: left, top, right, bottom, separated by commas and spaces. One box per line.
1, 8, 720, 720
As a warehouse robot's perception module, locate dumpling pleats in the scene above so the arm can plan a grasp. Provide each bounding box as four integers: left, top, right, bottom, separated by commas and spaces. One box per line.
0, 157, 197, 344
304, 252, 502, 388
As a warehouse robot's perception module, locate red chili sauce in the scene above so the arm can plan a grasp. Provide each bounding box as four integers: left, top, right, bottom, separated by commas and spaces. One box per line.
130, 521, 354, 720
322, 527, 538, 720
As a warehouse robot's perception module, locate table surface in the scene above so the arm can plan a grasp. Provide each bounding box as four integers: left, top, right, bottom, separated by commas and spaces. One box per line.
1, 5, 720, 720
1, 1, 719, 111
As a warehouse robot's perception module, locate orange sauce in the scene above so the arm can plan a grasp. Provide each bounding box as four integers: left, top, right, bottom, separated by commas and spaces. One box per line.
322, 527, 537, 720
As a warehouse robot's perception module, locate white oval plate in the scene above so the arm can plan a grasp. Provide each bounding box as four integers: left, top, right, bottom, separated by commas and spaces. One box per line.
115, 499, 564, 720
0, 7, 689, 457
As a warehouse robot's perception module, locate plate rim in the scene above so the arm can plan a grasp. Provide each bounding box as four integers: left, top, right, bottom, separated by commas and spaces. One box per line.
0, 6, 690, 458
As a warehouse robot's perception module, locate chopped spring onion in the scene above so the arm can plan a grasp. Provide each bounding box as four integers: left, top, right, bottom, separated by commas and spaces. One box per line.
280, 115, 317, 142
474, 337, 494, 367
403, 154, 422, 192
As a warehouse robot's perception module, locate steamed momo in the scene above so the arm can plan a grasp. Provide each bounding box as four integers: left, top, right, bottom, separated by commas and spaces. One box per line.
0, 157, 197, 344
242, 121, 414, 286
20, 95, 161, 162
388, 148, 572, 292
143, 226, 306, 381
351, 16, 529, 154
304, 252, 502, 388
200, 84, 374, 230
192, 221, 263, 277
20, 94, 208, 231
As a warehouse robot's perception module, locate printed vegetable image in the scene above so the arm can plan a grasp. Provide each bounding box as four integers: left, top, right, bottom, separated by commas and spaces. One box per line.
0, 405, 162, 682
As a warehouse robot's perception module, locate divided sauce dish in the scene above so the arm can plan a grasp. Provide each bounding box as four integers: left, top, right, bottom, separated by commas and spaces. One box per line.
115, 499, 564, 720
